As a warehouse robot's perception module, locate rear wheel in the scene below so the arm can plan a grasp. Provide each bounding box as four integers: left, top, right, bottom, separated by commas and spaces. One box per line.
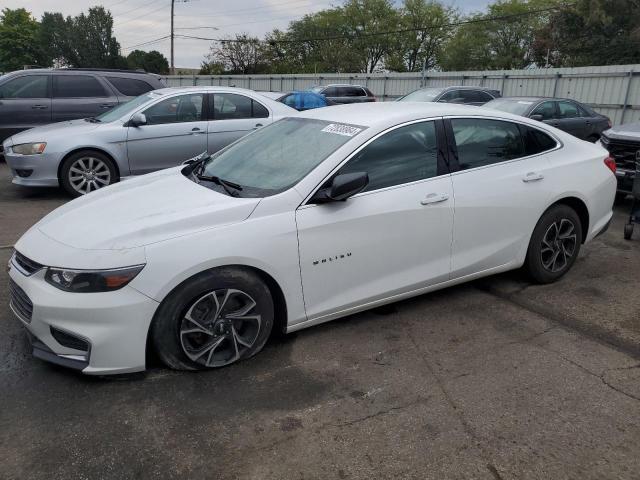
151, 267, 274, 371
60, 150, 117, 197
525, 204, 583, 284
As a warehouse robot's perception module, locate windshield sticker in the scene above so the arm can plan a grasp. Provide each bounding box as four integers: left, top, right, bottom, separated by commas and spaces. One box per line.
321, 123, 362, 137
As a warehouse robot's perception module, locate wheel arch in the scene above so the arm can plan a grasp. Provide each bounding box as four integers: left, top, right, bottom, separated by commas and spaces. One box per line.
145, 264, 289, 366
57, 147, 122, 183
546, 196, 590, 243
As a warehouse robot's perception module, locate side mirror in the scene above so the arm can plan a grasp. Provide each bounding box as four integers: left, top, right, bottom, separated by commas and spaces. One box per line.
530, 114, 543, 121
311, 172, 369, 204
129, 113, 147, 127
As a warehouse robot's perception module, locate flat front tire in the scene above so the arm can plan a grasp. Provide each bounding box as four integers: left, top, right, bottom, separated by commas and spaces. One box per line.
525, 204, 583, 284
151, 267, 274, 371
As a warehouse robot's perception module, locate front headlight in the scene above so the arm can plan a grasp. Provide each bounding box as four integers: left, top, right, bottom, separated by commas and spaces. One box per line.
12, 142, 47, 155
45, 265, 145, 293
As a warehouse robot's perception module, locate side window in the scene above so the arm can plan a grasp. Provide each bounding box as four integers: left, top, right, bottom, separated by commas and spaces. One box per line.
451, 118, 525, 170
282, 94, 296, 108
558, 101, 582, 118
210, 93, 253, 120
337, 121, 439, 192
106, 77, 154, 97
439, 90, 463, 103
53, 75, 107, 98
0, 75, 49, 99
252, 99, 269, 118
323, 87, 338, 97
531, 101, 556, 120
464, 90, 493, 103
521, 125, 558, 156
143, 94, 204, 125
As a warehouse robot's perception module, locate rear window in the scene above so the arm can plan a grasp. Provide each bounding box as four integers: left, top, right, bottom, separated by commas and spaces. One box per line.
53, 75, 106, 98
106, 77, 154, 97
338, 86, 366, 97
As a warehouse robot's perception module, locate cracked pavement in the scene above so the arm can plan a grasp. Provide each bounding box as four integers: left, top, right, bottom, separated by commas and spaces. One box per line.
1, 162, 640, 479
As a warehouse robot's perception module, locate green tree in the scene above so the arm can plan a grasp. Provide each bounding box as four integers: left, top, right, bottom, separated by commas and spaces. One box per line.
0, 8, 45, 72
127, 50, 169, 74
533, 0, 640, 67
202, 34, 269, 74
441, 0, 558, 70
385, 0, 454, 72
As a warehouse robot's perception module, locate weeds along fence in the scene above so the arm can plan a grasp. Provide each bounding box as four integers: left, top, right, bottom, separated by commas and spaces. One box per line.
162, 64, 640, 125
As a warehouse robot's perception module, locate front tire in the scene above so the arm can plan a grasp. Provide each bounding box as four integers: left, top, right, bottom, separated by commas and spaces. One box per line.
525, 204, 583, 284
60, 150, 118, 197
151, 267, 274, 371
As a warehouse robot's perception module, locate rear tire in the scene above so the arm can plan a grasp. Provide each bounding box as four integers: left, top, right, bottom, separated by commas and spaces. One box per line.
60, 150, 118, 197
151, 267, 274, 371
624, 224, 634, 240
525, 204, 583, 284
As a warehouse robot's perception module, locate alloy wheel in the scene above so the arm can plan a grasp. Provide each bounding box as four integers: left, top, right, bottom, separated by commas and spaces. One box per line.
179, 289, 262, 368
540, 218, 577, 273
68, 156, 111, 195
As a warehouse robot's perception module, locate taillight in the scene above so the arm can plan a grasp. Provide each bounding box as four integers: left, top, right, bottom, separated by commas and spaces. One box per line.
607, 118, 612, 129
604, 155, 616, 174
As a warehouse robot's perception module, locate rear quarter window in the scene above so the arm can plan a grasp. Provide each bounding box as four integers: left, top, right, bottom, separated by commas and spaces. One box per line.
106, 77, 155, 97
521, 125, 558, 155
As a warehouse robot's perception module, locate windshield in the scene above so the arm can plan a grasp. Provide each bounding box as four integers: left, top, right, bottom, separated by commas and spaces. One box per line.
398, 88, 444, 102
310, 86, 324, 93
200, 117, 365, 197
483, 99, 533, 115
96, 91, 165, 122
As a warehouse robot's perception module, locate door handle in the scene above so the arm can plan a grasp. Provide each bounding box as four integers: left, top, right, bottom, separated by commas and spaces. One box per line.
253, 123, 263, 129
99, 103, 115, 109
420, 193, 449, 205
522, 172, 544, 182
31, 104, 48, 110
190, 127, 205, 135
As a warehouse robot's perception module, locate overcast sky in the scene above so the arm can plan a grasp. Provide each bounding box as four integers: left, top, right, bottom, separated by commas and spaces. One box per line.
7, 0, 491, 68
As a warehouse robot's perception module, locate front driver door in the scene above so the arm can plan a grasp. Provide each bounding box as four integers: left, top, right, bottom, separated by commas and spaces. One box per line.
296, 120, 454, 322
127, 93, 207, 174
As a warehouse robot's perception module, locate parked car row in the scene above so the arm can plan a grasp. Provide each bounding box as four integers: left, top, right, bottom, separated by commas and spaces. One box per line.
1, 70, 631, 199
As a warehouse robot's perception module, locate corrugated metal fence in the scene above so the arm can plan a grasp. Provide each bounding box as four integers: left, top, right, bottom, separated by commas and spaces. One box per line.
162, 64, 640, 125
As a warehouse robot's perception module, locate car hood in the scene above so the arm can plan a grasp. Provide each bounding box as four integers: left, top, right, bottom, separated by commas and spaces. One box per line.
603, 122, 640, 142
7, 119, 103, 145
34, 167, 261, 250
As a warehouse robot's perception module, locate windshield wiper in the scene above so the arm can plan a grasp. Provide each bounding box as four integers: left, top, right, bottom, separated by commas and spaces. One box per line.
85, 117, 101, 123
196, 174, 243, 196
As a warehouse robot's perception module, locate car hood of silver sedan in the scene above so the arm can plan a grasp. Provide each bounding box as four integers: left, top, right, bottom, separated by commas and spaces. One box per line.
7, 119, 104, 146
33, 167, 261, 250
603, 122, 640, 142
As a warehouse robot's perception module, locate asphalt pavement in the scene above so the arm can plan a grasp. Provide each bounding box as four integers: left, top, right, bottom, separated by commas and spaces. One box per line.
1, 162, 639, 480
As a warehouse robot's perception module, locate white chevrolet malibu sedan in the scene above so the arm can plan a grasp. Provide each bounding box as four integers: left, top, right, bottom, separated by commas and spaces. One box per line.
8, 102, 616, 375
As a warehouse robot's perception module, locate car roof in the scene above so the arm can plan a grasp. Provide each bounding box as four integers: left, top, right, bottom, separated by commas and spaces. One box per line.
492, 96, 580, 102
295, 101, 539, 129
1, 68, 154, 76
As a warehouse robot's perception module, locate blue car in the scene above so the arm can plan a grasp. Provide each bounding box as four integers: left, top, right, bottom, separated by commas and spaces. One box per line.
259, 91, 336, 111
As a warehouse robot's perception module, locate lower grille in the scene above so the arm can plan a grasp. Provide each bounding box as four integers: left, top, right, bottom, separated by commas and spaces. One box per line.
50, 327, 90, 352
9, 279, 33, 322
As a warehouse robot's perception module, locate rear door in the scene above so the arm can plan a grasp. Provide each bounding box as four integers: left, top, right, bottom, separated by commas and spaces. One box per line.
52, 74, 119, 121
0, 74, 51, 142
446, 117, 556, 278
555, 100, 589, 139
126, 92, 208, 174
207, 93, 271, 153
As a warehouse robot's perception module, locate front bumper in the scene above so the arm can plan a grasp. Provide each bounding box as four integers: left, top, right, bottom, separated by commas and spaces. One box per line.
4, 149, 62, 187
616, 168, 636, 194
8, 260, 159, 375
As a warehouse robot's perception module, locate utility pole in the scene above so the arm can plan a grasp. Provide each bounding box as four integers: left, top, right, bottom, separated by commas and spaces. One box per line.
170, 0, 175, 74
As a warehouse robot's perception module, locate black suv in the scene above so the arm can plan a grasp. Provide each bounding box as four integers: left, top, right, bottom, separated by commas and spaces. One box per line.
310, 84, 376, 104
0, 68, 166, 145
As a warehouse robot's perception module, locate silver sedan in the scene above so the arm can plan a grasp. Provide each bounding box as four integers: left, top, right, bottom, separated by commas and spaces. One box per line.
2, 86, 295, 196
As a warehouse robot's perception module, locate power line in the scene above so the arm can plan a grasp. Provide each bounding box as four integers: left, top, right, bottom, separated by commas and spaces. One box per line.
112, 0, 160, 20
174, 0, 322, 18
114, 3, 170, 28
122, 35, 171, 51
176, 4, 574, 45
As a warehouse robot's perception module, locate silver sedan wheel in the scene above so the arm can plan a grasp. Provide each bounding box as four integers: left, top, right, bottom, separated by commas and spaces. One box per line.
68, 156, 111, 195
179, 289, 262, 368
